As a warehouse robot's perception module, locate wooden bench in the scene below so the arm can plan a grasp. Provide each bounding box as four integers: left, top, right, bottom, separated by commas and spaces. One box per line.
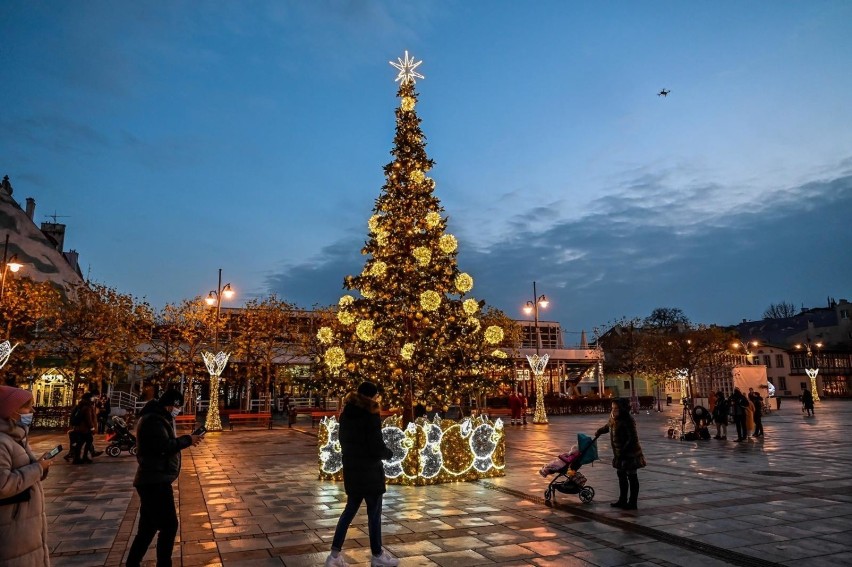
174, 414, 197, 430
228, 412, 272, 430
481, 408, 512, 418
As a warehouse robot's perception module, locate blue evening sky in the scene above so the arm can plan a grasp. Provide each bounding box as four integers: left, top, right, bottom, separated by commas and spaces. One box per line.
2, 1, 851, 341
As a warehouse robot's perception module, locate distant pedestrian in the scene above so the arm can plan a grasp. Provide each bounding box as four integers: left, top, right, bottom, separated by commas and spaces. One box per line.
508, 391, 522, 426
520, 392, 528, 425
126, 389, 203, 567
71, 392, 100, 463
96, 394, 111, 434
0, 385, 51, 566
802, 389, 815, 417
325, 382, 398, 567
730, 388, 749, 442
595, 398, 646, 510
712, 391, 728, 440
749, 390, 764, 437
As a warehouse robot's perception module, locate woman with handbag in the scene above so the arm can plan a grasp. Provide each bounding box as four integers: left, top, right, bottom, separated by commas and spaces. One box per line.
595, 397, 647, 510
0, 385, 52, 566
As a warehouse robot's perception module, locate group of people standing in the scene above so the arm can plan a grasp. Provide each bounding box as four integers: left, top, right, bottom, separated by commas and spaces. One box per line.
711, 387, 765, 442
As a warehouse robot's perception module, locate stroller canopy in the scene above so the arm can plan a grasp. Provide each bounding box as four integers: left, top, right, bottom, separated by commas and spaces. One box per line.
577, 433, 599, 465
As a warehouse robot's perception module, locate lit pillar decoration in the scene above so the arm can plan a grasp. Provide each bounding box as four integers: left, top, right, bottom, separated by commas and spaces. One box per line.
806, 368, 820, 403
0, 340, 19, 371
202, 350, 230, 432
318, 414, 505, 486
526, 354, 550, 424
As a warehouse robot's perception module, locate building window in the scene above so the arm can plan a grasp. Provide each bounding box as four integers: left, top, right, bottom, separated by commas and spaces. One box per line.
841, 309, 849, 319
779, 377, 787, 390
623, 380, 630, 390
763, 355, 772, 368
775, 354, 784, 368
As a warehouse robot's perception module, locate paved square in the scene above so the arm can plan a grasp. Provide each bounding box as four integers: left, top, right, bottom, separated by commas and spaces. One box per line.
28, 400, 852, 566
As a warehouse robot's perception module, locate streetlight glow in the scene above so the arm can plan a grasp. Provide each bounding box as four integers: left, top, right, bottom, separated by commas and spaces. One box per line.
222, 283, 235, 299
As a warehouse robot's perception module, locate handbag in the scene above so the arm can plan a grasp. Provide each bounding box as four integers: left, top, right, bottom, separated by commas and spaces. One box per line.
0, 487, 32, 506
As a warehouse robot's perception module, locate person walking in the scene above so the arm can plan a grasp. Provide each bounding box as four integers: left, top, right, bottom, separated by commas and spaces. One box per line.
711, 391, 729, 440
730, 388, 749, 442
71, 392, 100, 463
801, 389, 815, 417
508, 391, 522, 426
0, 385, 51, 566
96, 394, 111, 435
325, 382, 398, 567
750, 390, 764, 437
126, 389, 202, 567
595, 397, 646, 510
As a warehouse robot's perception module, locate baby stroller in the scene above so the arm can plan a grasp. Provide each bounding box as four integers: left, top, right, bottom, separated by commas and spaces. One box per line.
541, 433, 599, 504
105, 416, 137, 457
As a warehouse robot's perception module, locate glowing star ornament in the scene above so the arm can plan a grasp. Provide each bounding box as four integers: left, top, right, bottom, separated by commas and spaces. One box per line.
526, 354, 550, 425
390, 50, 424, 84
202, 350, 231, 432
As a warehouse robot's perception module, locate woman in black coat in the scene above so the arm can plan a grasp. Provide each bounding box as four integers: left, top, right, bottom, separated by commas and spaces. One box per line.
712, 391, 729, 440
595, 397, 646, 510
326, 382, 398, 567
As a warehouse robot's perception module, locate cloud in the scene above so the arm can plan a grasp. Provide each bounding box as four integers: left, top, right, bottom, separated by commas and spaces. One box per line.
264, 164, 852, 335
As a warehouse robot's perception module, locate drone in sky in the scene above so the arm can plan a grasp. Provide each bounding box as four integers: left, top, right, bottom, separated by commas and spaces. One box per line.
657, 88, 670, 97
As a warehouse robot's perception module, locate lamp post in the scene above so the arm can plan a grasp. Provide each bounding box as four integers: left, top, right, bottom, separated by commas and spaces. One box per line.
795, 339, 822, 403
0, 234, 24, 303
523, 281, 550, 425
202, 268, 235, 432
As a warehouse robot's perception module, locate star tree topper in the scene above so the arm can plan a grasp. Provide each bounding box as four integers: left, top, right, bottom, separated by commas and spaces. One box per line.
390, 50, 424, 84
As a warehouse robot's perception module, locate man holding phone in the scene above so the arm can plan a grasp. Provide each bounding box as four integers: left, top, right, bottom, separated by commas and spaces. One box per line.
126, 389, 203, 567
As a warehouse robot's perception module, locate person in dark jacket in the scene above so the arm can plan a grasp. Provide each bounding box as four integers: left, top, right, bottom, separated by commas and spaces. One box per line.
749, 389, 764, 437
730, 388, 749, 441
71, 392, 100, 464
801, 388, 815, 416
595, 397, 646, 510
126, 389, 202, 567
96, 394, 111, 434
712, 391, 729, 440
325, 382, 398, 567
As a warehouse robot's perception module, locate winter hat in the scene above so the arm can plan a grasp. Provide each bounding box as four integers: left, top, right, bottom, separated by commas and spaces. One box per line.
357, 381, 379, 399
158, 389, 185, 408
0, 386, 33, 420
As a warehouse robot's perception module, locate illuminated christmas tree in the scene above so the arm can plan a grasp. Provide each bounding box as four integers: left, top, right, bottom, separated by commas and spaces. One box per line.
316, 52, 509, 414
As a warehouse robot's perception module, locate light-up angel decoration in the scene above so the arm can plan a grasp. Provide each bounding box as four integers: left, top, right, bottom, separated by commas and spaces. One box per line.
0, 341, 19, 371
202, 350, 230, 431
527, 354, 550, 424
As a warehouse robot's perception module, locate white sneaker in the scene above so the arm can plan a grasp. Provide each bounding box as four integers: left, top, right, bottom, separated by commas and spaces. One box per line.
371, 550, 399, 567
324, 553, 348, 567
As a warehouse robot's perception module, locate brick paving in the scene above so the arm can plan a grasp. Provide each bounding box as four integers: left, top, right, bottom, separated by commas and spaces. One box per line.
27, 400, 852, 566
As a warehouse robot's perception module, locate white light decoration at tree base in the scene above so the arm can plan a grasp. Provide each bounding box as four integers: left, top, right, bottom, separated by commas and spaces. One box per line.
0, 341, 18, 370
805, 368, 821, 403
527, 354, 550, 424
202, 351, 230, 432
318, 414, 505, 486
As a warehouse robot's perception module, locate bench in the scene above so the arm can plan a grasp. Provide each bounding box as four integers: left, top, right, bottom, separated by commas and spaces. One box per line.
481, 408, 512, 418
228, 412, 272, 430
174, 414, 197, 430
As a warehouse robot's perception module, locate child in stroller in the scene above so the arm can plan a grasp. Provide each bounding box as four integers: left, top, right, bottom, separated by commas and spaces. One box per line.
540, 433, 599, 504
104, 415, 137, 457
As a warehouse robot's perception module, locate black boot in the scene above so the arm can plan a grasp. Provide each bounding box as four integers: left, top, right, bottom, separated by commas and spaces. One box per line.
612, 470, 628, 508
624, 473, 639, 510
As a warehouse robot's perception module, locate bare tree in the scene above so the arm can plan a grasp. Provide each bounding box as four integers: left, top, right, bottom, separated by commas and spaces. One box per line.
762, 302, 797, 319
643, 307, 690, 330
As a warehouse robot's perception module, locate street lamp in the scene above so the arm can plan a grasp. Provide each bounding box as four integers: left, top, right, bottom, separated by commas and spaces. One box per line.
794, 339, 823, 403
0, 234, 24, 303
202, 268, 235, 432
523, 281, 550, 425
731, 339, 760, 364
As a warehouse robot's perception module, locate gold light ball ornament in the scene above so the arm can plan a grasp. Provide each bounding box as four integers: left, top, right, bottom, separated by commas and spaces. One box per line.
368, 215, 381, 233
484, 326, 505, 345
463, 299, 479, 315
401, 343, 415, 360
324, 347, 346, 370
412, 246, 432, 266
439, 234, 458, 254
370, 261, 387, 276
361, 289, 374, 299
376, 232, 389, 247
316, 327, 334, 344
337, 311, 355, 325
410, 170, 425, 183
491, 349, 508, 359
356, 320, 375, 342
401, 96, 415, 111
339, 295, 355, 307
425, 211, 441, 228
420, 290, 441, 312
346, 362, 356, 371
454, 273, 473, 293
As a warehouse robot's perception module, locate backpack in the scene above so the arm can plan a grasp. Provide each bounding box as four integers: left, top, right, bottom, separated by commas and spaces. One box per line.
69, 405, 83, 427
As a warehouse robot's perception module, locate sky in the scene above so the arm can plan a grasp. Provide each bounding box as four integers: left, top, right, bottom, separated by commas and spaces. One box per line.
2, 1, 851, 343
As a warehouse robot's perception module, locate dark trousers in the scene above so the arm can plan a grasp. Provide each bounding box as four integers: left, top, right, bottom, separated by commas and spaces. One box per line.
753, 415, 763, 436
734, 416, 747, 440
126, 483, 178, 567
616, 469, 639, 505
331, 494, 383, 556
72, 431, 94, 462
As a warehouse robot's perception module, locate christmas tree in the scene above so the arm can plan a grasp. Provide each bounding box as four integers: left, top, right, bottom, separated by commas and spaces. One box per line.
316, 52, 510, 414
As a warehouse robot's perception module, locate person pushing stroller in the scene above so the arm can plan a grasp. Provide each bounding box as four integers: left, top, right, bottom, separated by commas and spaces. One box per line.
540, 433, 599, 504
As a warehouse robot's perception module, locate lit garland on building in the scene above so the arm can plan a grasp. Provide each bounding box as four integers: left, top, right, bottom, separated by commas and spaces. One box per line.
318, 414, 505, 485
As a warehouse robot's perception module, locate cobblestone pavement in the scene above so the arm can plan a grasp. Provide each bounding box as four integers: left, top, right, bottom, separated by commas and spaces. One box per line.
28, 400, 852, 566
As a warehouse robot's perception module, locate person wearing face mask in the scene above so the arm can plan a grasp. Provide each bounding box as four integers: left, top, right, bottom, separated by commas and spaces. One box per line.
0, 385, 51, 566
126, 388, 202, 567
